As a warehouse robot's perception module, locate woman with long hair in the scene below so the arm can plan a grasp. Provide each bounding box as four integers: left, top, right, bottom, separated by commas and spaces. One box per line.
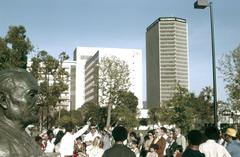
87, 136, 104, 157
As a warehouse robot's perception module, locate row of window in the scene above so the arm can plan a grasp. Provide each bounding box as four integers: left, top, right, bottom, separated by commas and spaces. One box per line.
160, 49, 176, 52
160, 45, 175, 48
160, 30, 176, 33
160, 22, 175, 25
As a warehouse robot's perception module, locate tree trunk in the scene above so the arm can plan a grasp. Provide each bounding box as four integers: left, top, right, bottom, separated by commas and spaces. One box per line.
106, 102, 112, 128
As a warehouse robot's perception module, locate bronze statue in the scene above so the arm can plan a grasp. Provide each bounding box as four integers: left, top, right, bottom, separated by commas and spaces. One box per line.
0, 69, 56, 157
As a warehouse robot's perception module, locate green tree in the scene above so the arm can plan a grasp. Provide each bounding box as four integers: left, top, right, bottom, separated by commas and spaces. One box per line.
98, 56, 131, 128
29, 51, 69, 129
157, 85, 214, 133
194, 86, 213, 128
79, 102, 101, 123
164, 85, 195, 133
219, 45, 240, 110
112, 91, 139, 129
147, 84, 215, 133
115, 91, 138, 113
0, 25, 33, 70
55, 109, 83, 127
148, 106, 161, 125
78, 102, 108, 129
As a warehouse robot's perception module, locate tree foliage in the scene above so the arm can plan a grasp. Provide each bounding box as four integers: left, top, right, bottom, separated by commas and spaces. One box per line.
148, 106, 161, 125
98, 56, 131, 105
55, 109, 83, 127
194, 87, 213, 127
0, 25, 33, 70
148, 85, 214, 134
219, 45, 240, 110
115, 91, 138, 113
112, 91, 139, 129
79, 102, 102, 124
98, 56, 131, 127
78, 102, 108, 130
78, 91, 138, 130
29, 51, 69, 128
163, 85, 196, 133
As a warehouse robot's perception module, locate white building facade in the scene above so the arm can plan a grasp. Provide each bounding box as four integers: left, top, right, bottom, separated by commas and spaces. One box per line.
27, 60, 76, 111
74, 47, 143, 109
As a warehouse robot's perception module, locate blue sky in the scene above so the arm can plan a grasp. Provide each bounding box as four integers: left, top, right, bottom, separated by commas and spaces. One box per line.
1, 0, 240, 102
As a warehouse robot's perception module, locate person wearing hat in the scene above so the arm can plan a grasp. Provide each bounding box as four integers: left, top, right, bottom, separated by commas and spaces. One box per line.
102, 126, 135, 157
225, 128, 240, 157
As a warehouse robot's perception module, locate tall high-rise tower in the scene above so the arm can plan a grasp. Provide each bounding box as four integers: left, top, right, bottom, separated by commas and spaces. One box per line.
146, 17, 189, 108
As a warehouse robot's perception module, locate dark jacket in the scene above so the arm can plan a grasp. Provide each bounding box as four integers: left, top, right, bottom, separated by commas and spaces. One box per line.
165, 141, 178, 157
102, 144, 136, 157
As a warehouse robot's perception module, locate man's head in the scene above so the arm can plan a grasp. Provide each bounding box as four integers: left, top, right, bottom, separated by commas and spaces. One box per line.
187, 130, 203, 145
90, 123, 97, 134
167, 129, 175, 143
174, 127, 181, 136
47, 129, 54, 140
160, 127, 167, 136
112, 126, 128, 142
153, 128, 160, 138
0, 69, 39, 127
35, 135, 43, 145
205, 126, 220, 141
64, 122, 75, 133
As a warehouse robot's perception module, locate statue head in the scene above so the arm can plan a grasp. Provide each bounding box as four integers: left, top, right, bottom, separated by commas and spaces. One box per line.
0, 68, 39, 128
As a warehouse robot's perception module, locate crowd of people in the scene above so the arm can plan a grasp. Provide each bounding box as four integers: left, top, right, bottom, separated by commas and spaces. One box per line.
31, 121, 240, 157
1, 69, 240, 157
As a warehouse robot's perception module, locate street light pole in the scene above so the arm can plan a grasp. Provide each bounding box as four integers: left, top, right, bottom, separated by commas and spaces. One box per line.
194, 0, 218, 127
209, 2, 218, 127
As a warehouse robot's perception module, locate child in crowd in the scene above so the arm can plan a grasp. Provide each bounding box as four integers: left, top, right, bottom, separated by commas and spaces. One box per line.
131, 140, 140, 157
146, 144, 159, 157
173, 145, 183, 157
35, 135, 45, 152
74, 136, 87, 157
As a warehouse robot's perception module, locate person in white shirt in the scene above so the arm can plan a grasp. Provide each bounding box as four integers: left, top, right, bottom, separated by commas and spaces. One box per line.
84, 123, 101, 152
199, 126, 232, 157
44, 129, 56, 153
59, 122, 90, 157
101, 127, 112, 151
174, 127, 187, 151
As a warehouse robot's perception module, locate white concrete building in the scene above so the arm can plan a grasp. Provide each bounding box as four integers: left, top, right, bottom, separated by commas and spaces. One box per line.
62, 61, 76, 110
74, 47, 143, 109
27, 60, 76, 111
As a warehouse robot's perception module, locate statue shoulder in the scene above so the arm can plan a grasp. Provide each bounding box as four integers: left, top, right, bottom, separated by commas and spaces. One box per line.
0, 125, 41, 157
0, 129, 19, 157
0, 141, 10, 157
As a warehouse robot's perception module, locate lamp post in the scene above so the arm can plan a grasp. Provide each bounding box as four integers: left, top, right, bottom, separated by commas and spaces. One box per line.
194, 0, 218, 127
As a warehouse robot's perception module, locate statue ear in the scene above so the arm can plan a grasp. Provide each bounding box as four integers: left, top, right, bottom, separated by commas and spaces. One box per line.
0, 91, 8, 110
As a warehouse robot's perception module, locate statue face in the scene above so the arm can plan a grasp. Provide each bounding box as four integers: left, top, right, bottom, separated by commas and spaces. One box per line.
5, 71, 39, 127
